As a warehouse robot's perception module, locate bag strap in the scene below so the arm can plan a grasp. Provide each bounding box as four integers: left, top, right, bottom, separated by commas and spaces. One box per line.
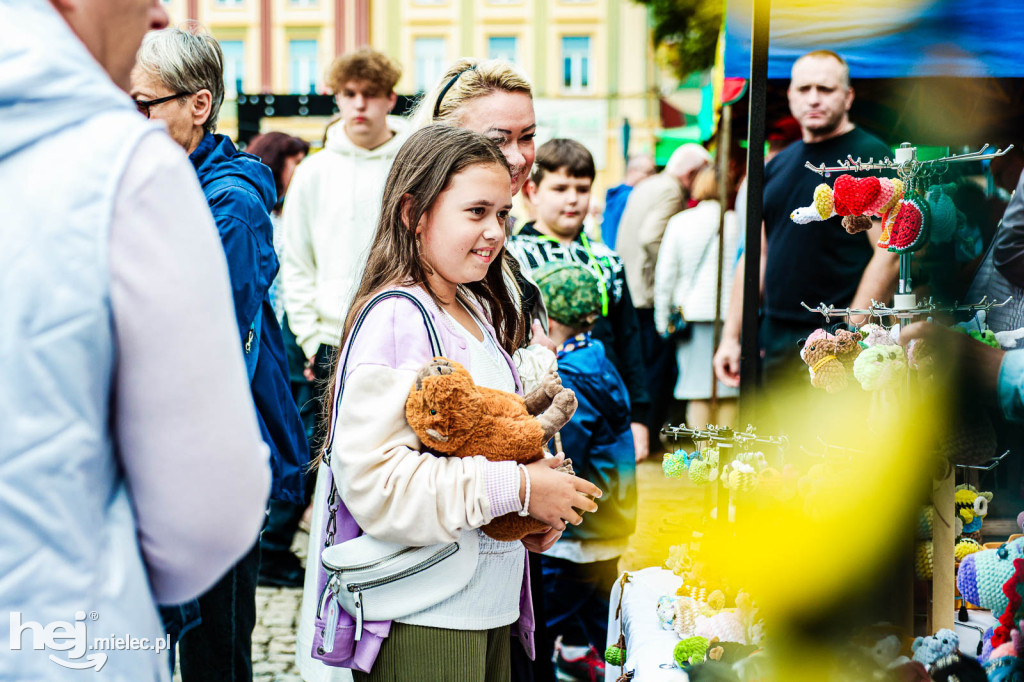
323, 290, 443, 465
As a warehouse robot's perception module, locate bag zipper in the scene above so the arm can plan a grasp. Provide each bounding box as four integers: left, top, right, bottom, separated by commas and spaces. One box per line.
346, 541, 458, 642
321, 541, 460, 643
324, 545, 416, 573
345, 541, 459, 593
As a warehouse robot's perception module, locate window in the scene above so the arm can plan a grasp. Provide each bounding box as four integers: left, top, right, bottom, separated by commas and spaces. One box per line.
413, 37, 447, 93
488, 36, 518, 64
215, 0, 243, 6
561, 36, 590, 92
290, 0, 317, 6
220, 40, 244, 97
289, 40, 319, 94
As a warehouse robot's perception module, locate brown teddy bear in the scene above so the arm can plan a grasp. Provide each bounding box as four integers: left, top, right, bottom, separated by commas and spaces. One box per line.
832, 328, 864, 372
406, 357, 579, 541
800, 336, 848, 393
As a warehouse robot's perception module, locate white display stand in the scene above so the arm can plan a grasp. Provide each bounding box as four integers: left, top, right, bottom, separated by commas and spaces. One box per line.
605, 567, 688, 682
955, 609, 999, 659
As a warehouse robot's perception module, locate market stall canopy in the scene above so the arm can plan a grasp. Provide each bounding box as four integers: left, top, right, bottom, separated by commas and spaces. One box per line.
723, 0, 1024, 80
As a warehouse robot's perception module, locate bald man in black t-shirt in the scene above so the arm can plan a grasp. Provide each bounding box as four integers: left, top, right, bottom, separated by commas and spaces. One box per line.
714, 50, 899, 390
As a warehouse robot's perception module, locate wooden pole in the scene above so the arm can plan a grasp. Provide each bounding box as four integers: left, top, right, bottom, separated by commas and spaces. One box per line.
738, 0, 771, 425
711, 105, 733, 413
931, 469, 956, 632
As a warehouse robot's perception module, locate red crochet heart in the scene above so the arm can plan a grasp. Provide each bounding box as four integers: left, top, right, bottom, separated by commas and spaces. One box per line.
833, 175, 881, 216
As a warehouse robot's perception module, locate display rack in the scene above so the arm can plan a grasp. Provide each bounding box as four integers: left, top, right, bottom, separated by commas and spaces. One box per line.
803, 143, 1014, 179
661, 423, 788, 528
798, 142, 1012, 635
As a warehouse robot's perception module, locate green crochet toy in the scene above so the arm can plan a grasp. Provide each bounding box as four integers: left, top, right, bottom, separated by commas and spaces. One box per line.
674, 636, 710, 668
954, 326, 1000, 349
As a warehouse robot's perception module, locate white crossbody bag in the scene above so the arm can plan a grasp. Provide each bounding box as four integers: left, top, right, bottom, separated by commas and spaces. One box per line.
318, 290, 479, 645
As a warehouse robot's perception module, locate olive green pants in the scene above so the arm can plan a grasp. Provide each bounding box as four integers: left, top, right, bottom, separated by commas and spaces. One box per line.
353, 622, 511, 682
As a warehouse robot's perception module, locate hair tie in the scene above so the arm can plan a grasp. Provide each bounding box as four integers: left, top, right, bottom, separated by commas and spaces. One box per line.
433, 65, 477, 119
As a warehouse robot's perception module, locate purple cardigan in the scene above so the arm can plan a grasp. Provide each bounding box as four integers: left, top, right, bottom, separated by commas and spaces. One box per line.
316, 284, 536, 672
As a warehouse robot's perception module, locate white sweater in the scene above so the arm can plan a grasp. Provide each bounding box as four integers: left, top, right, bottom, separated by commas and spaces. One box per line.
280, 119, 408, 358
654, 200, 740, 334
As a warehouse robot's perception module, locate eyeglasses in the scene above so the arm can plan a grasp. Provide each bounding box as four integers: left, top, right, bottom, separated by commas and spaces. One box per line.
134, 93, 193, 118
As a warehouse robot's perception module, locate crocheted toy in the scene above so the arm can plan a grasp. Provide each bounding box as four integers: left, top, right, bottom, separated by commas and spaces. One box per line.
957, 538, 1024, 612
665, 544, 691, 576
833, 174, 881, 216
954, 484, 993, 535
865, 634, 911, 671
888, 196, 931, 254
406, 358, 577, 540
853, 344, 907, 391
906, 338, 936, 378
911, 628, 959, 667
915, 541, 933, 580
605, 633, 627, 666
674, 636, 710, 668
955, 538, 984, 562
688, 447, 721, 485
860, 323, 897, 348
723, 462, 757, 492
842, 215, 873, 234
927, 185, 958, 244
733, 451, 766, 471
657, 595, 679, 630
990, 557, 1024, 659
800, 335, 848, 393
917, 506, 935, 540
694, 611, 748, 644
833, 328, 864, 371
663, 449, 690, 479
878, 204, 901, 249
867, 177, 902, 217
954, 326, 1001, 349
791, 183, 836, 224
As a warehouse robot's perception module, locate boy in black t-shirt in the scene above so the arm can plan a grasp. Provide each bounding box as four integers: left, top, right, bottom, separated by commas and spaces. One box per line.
714, 50, 898, 391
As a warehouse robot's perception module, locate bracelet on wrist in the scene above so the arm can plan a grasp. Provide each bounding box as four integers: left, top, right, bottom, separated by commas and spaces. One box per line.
517, 463, 531, 517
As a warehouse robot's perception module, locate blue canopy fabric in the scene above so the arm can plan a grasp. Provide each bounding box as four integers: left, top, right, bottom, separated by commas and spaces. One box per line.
724, 0, 1024, 80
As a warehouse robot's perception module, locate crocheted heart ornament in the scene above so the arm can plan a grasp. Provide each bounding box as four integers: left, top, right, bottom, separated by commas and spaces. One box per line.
888, 196, 930, 254
833, 175, 881, 216
865, 177, 898, 217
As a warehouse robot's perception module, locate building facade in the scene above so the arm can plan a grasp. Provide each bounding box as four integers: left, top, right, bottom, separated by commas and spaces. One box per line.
160, 0, 661, 190
372, 0, 660, 189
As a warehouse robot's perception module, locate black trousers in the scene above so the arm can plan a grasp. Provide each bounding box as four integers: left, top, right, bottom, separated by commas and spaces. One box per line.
540, 555, 619, 652
259, 318, 319, 562
178, 541, 260, 682
510, 553, 555, 682
637, 307, 678, 447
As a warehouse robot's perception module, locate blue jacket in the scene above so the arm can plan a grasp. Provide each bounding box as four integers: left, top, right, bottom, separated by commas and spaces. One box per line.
190, 132, 307, 504
554, 338, 637, 541
602, 183, 633, 250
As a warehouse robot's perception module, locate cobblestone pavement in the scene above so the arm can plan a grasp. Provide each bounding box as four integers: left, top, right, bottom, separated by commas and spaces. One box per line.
176, 457, 697, 681
173, 528, 313, 682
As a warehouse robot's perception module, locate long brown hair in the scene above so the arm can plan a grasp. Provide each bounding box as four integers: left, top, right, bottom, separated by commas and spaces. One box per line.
318, 125, 525, 462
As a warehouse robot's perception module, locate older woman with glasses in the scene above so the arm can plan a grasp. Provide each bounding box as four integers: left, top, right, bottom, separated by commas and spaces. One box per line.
130, 24, 308, 681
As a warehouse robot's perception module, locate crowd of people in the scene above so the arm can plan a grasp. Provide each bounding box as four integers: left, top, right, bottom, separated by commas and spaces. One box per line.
8, 2, 1024, 682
